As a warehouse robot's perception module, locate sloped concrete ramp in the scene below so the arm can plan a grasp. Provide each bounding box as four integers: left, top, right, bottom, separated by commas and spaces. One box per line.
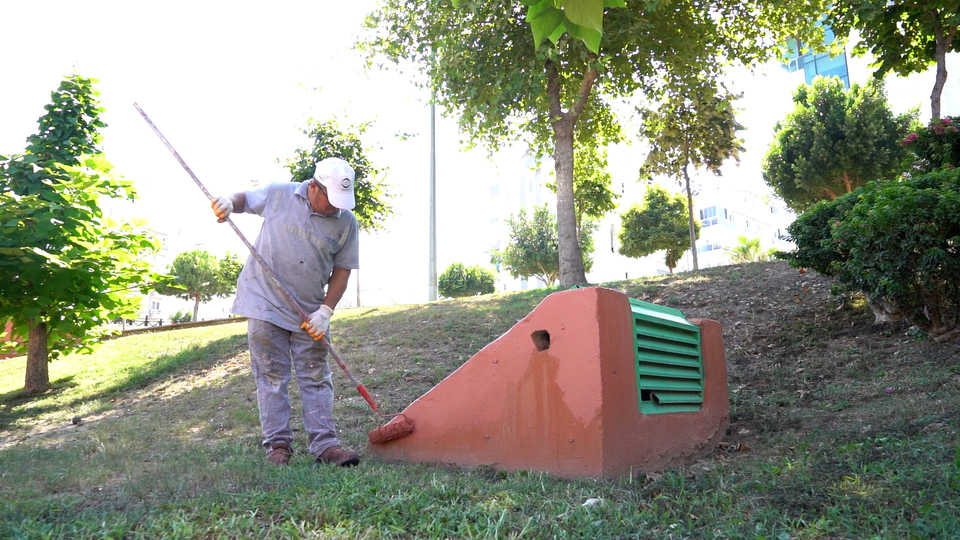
367, 286, 728, 478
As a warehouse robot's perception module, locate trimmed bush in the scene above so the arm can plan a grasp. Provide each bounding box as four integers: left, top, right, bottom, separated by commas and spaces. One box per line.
775, 193, 858, 275
779, 169, 960, 340
438, 263, 496, 299
832, 170, 960, 340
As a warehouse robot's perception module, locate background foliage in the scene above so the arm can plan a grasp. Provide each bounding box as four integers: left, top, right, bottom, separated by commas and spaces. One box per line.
0, 75, 161, 391
283, 118, 393, 231
618, 184, 697, 274
155, 250, 243, 322
437, 262, 496, 298
902, 115, 960, 174
762, 77, 915, 213
491, 204, 596, 287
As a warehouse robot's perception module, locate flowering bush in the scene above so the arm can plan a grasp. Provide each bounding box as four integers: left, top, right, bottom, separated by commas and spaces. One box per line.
901, 116, 960, 173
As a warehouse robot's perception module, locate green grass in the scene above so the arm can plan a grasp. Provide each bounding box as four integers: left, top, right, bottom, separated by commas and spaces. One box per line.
1, 262, 959, 539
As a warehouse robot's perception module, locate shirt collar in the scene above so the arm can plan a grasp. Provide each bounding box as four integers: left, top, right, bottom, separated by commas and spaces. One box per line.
296, 180, 342, 218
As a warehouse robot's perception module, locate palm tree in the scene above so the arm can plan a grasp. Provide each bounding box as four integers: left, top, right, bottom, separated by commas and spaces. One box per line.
727, 236, 771, 263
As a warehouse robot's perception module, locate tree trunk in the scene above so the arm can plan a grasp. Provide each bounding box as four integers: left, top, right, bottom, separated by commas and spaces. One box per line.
24, 319, 50, 393
683, 161, 699, 271
192, 295, 200, 322
554, 122, 587, 287
546, 59, 595, 288
865, 293, 904, 324
931, 35, 948, 120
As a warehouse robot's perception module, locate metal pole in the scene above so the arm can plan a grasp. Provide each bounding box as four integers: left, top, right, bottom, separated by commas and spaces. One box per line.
428, 101, 438, 301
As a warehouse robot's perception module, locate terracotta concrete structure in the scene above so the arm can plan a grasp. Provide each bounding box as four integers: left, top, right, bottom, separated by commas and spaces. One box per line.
367, 287, 729, 478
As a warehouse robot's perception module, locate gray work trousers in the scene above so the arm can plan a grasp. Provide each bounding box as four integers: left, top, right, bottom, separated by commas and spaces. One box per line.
247, 318, 341, 458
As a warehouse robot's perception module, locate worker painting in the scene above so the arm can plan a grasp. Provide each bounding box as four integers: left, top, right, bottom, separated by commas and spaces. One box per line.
211, 157, 361, 467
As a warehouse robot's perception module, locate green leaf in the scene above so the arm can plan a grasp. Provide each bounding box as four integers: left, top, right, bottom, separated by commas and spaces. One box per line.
527, 1, 566, 48
564, 19, 602, 54
560, 0, 604, 35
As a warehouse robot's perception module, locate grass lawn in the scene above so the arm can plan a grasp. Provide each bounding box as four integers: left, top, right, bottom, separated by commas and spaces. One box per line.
1, 261, 958, 539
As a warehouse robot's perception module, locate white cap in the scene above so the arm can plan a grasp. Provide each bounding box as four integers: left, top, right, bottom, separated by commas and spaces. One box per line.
313, 157, 356, 210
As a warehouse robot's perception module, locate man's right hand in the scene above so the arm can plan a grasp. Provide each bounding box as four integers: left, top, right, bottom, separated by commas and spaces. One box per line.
211, 196, 233, 223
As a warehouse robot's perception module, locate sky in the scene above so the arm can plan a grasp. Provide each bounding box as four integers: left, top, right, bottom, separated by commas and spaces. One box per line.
8, 2, 945, 309
1, 0, 507, 307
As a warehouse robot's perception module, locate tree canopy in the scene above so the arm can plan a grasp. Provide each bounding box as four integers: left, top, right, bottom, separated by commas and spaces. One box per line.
762, 77, 915, 213
283, 118, 393, 232
0, 75, 162, 393
828, 1, 960, 120
363, 0, 829, 287
155, 250, 243, 322
639, 82, 745, 270
618, 184, 698, 274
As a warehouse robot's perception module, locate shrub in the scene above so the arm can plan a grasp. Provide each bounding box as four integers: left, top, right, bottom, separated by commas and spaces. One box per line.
779, 169, 960, 340
438, 263, 496, 299
775, 193, 858, 275
831, 169, 960, 340
170, 308, 192, 324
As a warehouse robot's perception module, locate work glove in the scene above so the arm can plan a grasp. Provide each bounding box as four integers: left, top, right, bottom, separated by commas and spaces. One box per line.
301, 305, 334, 340
211, 196, 233, 223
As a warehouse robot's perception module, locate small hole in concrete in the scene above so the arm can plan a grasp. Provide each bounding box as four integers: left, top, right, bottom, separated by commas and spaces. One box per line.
531, 330, 550, 351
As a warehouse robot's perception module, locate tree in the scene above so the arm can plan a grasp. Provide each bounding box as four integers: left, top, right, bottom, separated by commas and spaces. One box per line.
728, 236, 772, 264
0, 75, 162, 393
639, 82, 745, 270
363, 0, 830, 287
155, 250, 243, 322
828, 1, 960, 120
438, 262, 497, 298
283, 117, 393, 232
618, 184, 699, 274
762, 77, 916, 213
491, 204, 596, 286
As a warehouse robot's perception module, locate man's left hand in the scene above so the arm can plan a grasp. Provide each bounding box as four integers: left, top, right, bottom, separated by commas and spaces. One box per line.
301, 305, 334, 340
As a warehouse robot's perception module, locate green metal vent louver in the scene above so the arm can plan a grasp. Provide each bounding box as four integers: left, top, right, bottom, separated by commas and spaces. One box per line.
629, 298, 703, 414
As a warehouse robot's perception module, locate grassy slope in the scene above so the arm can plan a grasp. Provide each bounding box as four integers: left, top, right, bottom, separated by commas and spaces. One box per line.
0, 260, 958, 539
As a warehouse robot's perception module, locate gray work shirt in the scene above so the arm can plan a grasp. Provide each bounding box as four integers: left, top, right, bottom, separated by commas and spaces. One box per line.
231, 180, 360, 332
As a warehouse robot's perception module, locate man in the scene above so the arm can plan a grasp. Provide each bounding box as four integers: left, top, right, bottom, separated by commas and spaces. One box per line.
211, 157, 361, 467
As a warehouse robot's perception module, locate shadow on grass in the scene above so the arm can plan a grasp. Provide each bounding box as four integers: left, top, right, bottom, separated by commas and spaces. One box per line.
0, 333, 247, 430
0, 375, 79, 414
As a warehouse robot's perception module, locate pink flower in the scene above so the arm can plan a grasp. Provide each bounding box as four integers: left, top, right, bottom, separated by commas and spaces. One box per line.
900, 133, 919, 146
942, 118, 952, 125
